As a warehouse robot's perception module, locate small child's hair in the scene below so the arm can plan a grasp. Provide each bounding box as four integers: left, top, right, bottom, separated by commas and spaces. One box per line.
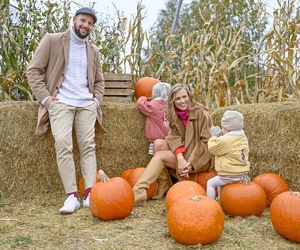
152, 82, 171, 101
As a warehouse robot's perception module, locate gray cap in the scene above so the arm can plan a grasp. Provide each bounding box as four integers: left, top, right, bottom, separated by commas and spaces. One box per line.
221, 110, 244, 131
75, 7, 97, 23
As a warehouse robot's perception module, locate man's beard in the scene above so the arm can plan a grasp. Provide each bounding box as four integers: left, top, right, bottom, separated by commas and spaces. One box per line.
73, 24, 90, 39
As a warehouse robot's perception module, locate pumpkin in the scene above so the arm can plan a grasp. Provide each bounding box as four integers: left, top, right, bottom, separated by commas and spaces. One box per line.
220, 181, 266, 217
120, 169, 133, 180
167, 195, 225, 245
197, 170, 217, 190
90, 170, 134, 221
253, 172, 289, 206
135, 77, 160, 99
123, 167, 157, 200
78, 171, 102, 197
166, 180, 206, 210
270, 191, 300, 243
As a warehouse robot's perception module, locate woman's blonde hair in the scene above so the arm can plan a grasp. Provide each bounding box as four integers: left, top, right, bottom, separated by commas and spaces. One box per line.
167, 83, 197, 126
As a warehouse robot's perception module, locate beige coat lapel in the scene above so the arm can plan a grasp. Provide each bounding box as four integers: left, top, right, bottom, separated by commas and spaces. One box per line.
87, 42, 94, 87
62, 30, 70, 73
185, 109, 197, 149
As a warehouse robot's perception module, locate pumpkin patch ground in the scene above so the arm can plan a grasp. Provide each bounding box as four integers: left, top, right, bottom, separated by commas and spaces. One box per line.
0, 192, 299, 249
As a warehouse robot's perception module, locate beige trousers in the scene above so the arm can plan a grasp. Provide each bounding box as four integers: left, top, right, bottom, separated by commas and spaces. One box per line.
48, 102, 97, 194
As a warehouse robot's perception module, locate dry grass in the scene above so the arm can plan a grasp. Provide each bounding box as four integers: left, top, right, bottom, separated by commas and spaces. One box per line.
0, 193, 299, 249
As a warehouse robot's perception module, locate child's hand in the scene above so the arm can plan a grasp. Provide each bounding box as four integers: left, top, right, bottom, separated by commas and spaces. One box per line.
211, 126, 222, 136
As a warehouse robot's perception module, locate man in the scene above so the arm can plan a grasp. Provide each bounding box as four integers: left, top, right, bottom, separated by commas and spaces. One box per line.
26, 7, 105, 214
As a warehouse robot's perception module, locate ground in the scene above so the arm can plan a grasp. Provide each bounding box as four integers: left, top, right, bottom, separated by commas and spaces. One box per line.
0, 192, 298, 250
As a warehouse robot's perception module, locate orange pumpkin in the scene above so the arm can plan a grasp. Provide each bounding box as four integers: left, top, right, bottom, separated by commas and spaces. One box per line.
166, 180, 206, 210
123, 167, 157, 200
90, 170, 134, 221
120, 169, 133, 180
220, 182, 266, 217
135, 77, 160, 99
79, 171, 102, 197
270, 191, 300, 243
253, 173, 289, 206
167, 195, 225, 245
197, 170, 217, 190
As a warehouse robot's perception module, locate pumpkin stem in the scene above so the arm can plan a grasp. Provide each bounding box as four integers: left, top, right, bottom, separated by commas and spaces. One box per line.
189, 195, 202, 202
98, 169, 110, 182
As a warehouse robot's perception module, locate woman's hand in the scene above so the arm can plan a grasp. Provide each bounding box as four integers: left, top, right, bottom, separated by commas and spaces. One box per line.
177, 153, 192, 178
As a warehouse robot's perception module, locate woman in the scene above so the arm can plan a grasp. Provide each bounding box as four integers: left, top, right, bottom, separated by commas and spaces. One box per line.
133, 83, 214, 205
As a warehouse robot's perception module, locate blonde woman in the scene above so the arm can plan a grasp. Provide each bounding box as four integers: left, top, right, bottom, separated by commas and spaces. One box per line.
133, 83, 213, 205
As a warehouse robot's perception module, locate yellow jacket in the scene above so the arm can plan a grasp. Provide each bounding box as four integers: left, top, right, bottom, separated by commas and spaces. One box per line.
208, 132, 250, 176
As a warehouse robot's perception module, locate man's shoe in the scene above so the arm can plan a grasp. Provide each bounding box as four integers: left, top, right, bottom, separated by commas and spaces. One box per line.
59, 194, 80, 214
83, 193, 90, 208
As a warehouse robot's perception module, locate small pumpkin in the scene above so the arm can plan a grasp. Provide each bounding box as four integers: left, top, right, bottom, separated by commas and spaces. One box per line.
220, 181, 266, 217
122, 167, 157, 200
79, 171, 102, 197
90, 170, 134, 221
120, 169, 133, 180
197, 170, 217, 190
167, 195, 225, 245
135, 77, 160, 99
270, 191, 300, 243
253, 172, 289, 206
166, 180, 206, 210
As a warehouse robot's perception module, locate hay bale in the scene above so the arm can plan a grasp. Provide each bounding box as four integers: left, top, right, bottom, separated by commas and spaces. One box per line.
210, 101, 300, 191
0, 101, 150, 199
1, 101, 299, 199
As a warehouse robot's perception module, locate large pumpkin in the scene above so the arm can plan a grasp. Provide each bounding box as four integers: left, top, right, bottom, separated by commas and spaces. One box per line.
166, 180, 206, 210
122, 167, 157, 200
167, 195, 225, 245
270, 191, 300, 243
220, 182, 266, 217
90, 170, 134, 221
79, 171, 102, 197
135, 77, 160, 99
197, 170, 217, 190
253, 173, 289, 206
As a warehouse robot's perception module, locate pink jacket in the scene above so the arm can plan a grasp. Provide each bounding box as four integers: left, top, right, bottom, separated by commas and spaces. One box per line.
137, 96, 170, 142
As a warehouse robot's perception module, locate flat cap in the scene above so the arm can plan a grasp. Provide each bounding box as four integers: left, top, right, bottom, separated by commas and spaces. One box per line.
75, 7, 97, 23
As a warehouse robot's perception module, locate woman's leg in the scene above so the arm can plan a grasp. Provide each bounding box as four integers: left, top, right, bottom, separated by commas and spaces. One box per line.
153, 139, 170, 154
207, 176, 227, 200
133, 149, 177, 205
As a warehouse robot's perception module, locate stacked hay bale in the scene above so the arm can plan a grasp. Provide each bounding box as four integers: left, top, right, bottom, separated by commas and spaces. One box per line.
210, 101, 300, 191
0, 101, 299, 199
0, 101, 151, 199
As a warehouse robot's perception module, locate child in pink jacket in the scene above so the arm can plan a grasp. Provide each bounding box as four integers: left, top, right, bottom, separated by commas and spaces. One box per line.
137, 82, 171, 155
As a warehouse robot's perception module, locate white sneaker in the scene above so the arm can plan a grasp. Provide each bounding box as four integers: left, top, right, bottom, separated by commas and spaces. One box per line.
83, 193, 90, 208
59, 194, 80, 214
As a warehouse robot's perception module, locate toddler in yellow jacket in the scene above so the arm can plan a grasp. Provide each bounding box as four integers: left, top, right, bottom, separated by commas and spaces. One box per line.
207, 110, 250, 200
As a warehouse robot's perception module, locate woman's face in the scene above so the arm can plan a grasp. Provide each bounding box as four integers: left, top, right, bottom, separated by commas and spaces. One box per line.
174, 88, 190, 110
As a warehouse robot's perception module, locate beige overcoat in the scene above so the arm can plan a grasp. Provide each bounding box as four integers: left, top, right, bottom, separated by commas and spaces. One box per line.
26, 29, 105, 135
166, 105, 214, 181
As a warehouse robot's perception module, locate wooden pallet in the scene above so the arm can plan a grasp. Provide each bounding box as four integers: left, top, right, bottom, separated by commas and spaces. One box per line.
103, 73, 133, 103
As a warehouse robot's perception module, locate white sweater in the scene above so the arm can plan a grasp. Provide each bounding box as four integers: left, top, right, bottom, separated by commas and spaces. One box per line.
56, 28, 94, 107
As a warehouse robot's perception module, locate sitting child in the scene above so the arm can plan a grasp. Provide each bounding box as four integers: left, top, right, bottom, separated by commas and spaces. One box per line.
137, 82, 171, 155
207, 110, 250, 200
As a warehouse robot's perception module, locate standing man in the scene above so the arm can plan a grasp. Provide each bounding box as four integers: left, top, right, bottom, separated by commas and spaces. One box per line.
26, 7, 105, 214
